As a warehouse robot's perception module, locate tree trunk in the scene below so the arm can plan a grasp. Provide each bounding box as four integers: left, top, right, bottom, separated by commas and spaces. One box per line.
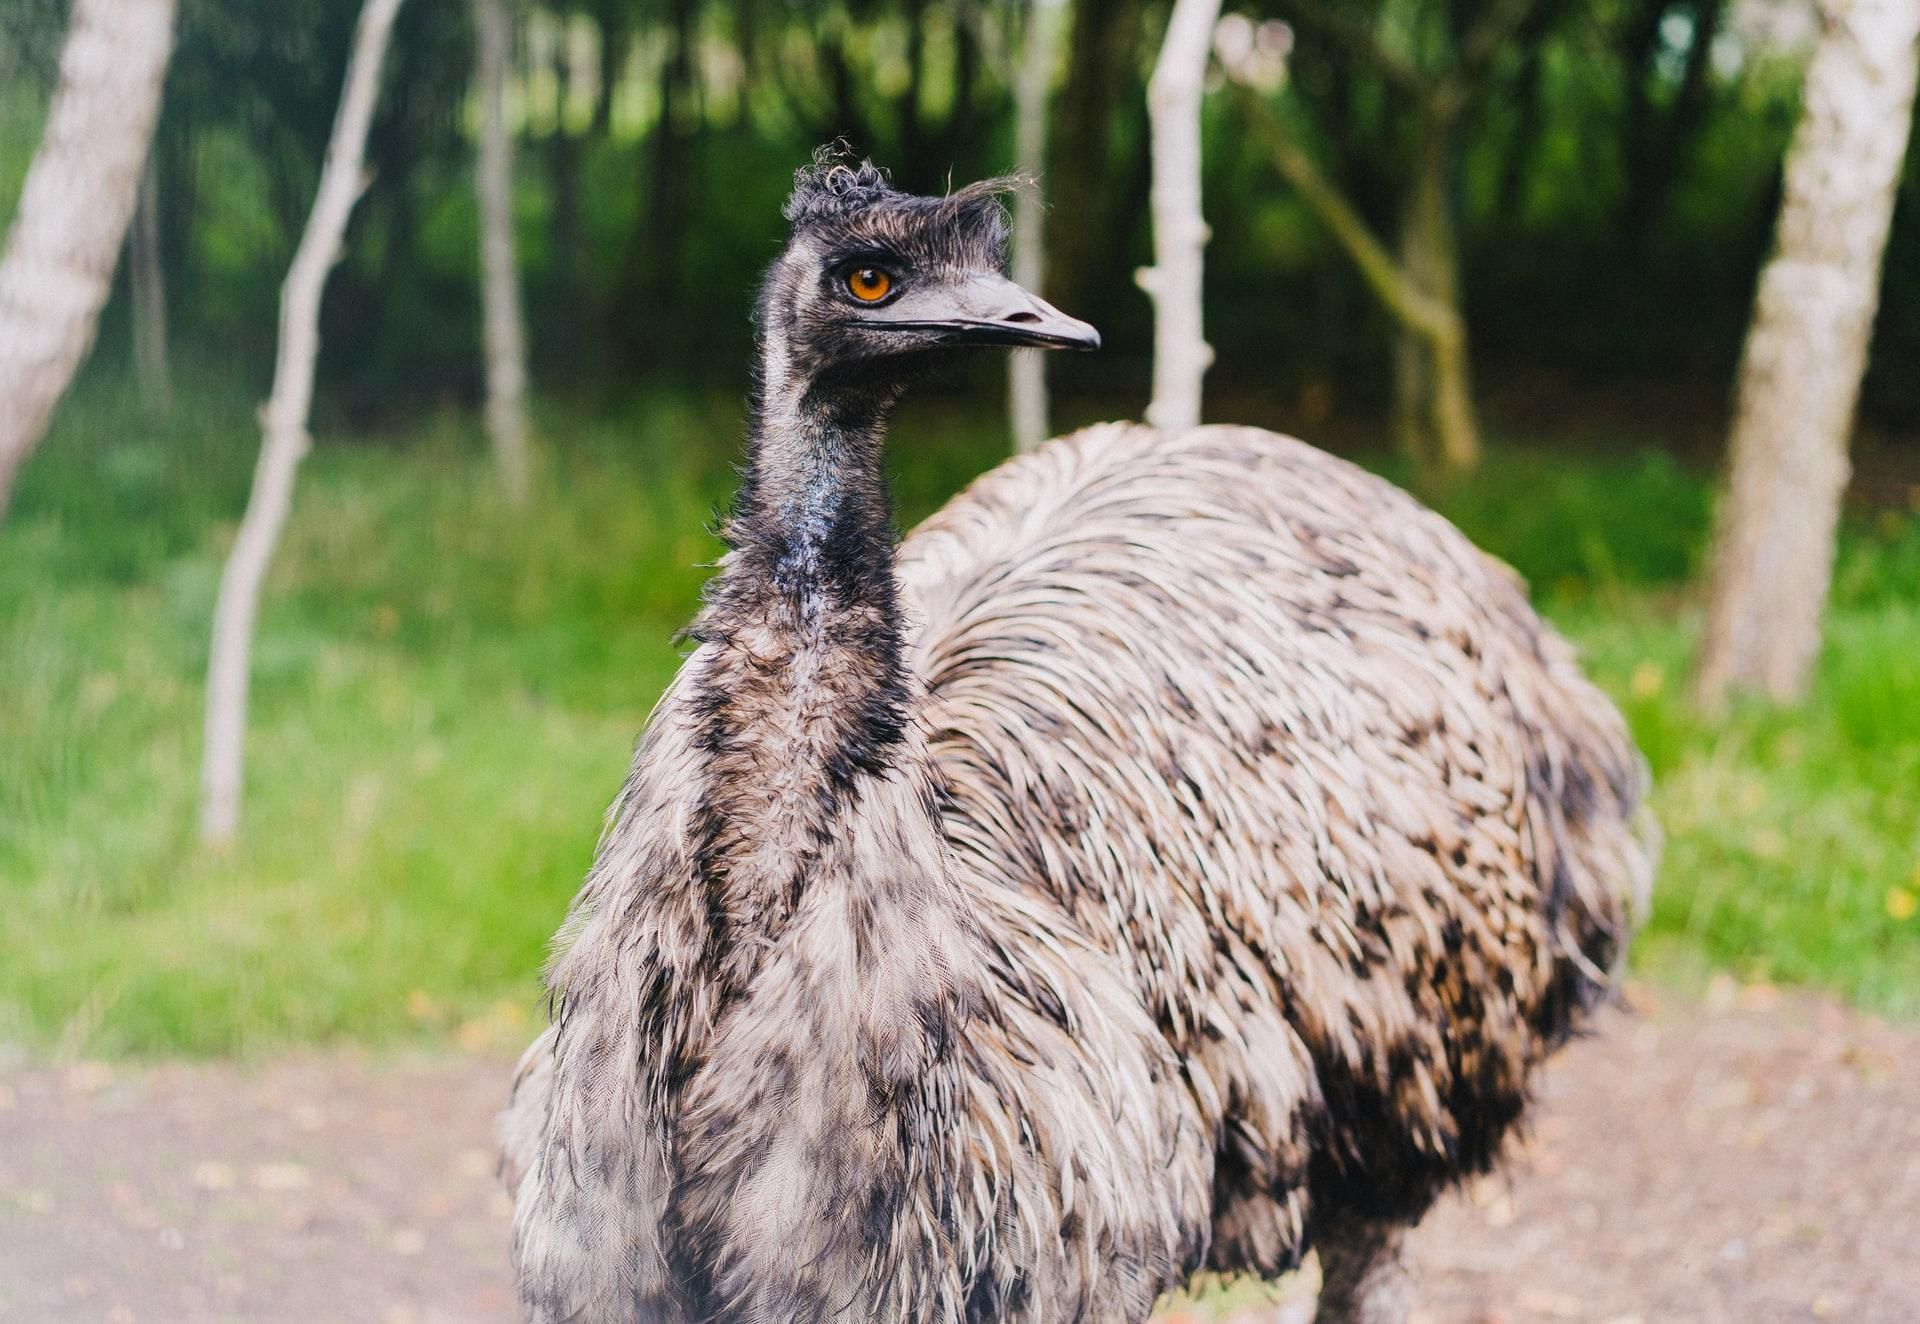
545, 115, 585, 376
1619, 0, 1727, 250
130, 162, 172, 418
591, 0, 625, 137
1048, 0, 1147, 319
200, 0, 408, 846
1696, 0, 1920, 708
896, 0, 928, 175
473, 0, 532, 505
1009, 0, 1068, 453
1391, 129, 1480, 474
1138, 0, 1222, 432
0, 0, 176, 518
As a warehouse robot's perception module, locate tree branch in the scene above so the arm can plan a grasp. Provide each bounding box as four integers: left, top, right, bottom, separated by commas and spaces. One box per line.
1267, 0, 1431, 102
1230, 84, 1461, 349
1435, 0, 1544, 119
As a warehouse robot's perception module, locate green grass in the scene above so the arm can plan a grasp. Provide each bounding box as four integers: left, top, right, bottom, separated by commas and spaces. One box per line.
3, 384, 1918, 1055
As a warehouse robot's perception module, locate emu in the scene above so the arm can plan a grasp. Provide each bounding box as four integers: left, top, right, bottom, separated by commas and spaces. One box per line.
500, 154, 1655, 1324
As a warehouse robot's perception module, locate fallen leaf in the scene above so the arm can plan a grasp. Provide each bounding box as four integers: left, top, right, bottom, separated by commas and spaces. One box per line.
1887, 886, 1917, 922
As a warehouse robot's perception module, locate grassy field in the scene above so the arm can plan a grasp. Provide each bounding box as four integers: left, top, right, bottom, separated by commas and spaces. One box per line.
3, 382, 1917, 1056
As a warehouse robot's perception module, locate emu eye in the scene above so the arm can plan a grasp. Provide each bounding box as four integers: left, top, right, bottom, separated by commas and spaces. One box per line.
846, 267, 893, 302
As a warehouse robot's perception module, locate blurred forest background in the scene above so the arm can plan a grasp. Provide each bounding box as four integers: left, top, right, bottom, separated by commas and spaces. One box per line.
1, 0, 1917, 1057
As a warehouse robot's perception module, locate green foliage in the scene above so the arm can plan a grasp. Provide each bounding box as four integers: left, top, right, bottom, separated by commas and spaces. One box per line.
1569, 604, 1920, 1013
13, 0, 1914, 433
1, 388, 731, 1055
1410, 446, 1714, 594
3, 391, 1918, 1056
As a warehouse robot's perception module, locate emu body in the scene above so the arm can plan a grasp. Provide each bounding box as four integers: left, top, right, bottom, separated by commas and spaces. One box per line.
501, 159, 1653, 1323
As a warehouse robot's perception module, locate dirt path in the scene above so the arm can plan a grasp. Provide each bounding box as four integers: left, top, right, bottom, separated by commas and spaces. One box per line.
2, 987, 1914, 1324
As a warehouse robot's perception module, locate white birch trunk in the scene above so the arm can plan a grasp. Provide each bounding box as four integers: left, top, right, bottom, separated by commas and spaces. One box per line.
0, 0, 176, 517
1137, 0, 1221, 432
1008, 0, 1068, 453
1696, 0, 1920, 707
473, 0, 533, 504
131, 163, 172, 417
200, 0, 408, 845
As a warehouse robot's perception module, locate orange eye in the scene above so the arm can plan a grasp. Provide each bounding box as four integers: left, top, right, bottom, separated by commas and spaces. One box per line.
847, 267, 893, 302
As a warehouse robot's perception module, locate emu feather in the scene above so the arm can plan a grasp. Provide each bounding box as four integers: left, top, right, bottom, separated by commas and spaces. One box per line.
501, 155, 1654, 1324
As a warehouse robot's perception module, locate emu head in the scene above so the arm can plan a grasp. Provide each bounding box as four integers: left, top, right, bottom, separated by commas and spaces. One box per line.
756, 151, 1099, 387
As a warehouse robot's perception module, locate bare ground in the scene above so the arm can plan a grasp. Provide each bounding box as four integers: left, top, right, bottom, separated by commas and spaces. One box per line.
2, 986, 1915, 1324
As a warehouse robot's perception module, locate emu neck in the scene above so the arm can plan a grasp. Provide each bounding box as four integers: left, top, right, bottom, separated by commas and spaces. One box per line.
691, 356, 920, 970
732, 367, 902, 620
663, 345, 982, 1318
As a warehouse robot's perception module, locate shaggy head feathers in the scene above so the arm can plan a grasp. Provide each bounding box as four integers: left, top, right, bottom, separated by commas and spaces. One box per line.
776, 145, 1017, 291
750, 149, 1024, 404
784, 145, 1016, 259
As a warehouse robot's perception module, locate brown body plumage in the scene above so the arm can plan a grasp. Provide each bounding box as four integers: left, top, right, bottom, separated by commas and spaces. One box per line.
500, 157, 1654, 1324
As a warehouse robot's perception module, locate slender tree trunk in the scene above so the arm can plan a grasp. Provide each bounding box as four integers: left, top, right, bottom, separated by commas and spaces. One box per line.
0, 0, 176, 518
1696, 0, 1920, 708
1009, 0, 1068, 453
1048, 0, 1147, 319
130, 162, 172, 417
544, 7, 586, 374
1392, 128, 1480, 474
200, 0, 408, 846
546, 117, 584, 374
1138, 0, 1221, 432
897, 0, 928, 173
474, 0, 532, 505
1620, 0, 1727, 249
616, 0, 697, 357
591, 0, 624, 136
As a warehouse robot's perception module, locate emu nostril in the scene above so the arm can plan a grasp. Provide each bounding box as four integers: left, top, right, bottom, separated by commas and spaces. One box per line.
1005, 311, 1042, 324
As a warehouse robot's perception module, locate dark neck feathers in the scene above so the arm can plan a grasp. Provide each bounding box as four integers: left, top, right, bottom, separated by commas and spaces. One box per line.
727, 374, 901, 621
684, 329, 919, 970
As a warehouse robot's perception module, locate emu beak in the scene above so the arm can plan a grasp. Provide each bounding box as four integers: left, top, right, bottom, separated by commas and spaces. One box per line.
860, 270, 1101, 351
